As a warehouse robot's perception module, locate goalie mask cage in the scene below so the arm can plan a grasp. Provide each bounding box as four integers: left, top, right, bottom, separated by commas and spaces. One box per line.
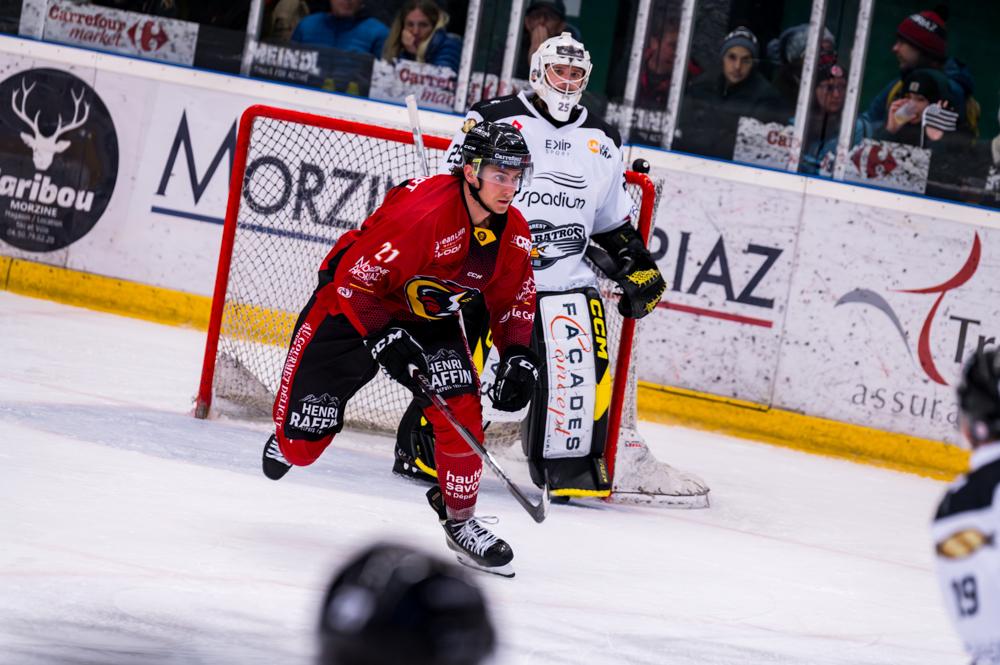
195, 104, 655, 485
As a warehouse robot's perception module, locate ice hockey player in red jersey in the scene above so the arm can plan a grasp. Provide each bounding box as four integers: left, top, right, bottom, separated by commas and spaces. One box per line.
261, 121, 539, 577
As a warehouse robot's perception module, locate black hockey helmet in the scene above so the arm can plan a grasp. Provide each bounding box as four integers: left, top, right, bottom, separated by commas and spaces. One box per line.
460, 120, 533, 189
317, 542, 495, 665
958, 348, 1000, 446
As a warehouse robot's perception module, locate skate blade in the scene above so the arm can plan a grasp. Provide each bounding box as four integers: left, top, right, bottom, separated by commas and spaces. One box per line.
452, 552, 515, 578
262, 461, 292, 481
607, 492, 710, 509
391, 469, 437, 486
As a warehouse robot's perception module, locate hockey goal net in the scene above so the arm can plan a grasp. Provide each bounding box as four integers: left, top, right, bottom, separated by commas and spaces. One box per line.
195, 105, 705, 505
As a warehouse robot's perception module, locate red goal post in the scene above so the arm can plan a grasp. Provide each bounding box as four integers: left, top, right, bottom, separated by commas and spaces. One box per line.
194, 104, 656, 483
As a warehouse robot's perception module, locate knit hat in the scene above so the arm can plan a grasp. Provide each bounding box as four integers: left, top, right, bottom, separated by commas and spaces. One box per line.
526, 0, 566, 19
767, 24, 836, 66
902, 68, 950, 104
720, 27, 759, 60
897, 7, 948, 59
816, 57, 846, 85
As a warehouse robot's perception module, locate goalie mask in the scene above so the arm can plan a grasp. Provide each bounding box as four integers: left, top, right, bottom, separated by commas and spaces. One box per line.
529, 32, 592, 121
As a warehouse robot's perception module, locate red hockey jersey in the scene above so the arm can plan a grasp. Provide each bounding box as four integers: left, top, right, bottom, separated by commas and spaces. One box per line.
318, 174, 536, 354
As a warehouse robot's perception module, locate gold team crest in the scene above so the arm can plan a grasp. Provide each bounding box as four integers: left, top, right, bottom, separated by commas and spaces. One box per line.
462, 118, 477, 133
473, 228, 496, 246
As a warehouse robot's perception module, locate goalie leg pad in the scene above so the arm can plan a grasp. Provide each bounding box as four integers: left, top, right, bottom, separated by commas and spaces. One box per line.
524, 287, 613, 496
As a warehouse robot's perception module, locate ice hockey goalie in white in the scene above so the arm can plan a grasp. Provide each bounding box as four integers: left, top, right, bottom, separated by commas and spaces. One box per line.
393, 33, 709, 507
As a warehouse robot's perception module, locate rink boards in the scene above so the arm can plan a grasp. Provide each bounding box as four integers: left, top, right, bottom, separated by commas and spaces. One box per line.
1, 35, 998, 476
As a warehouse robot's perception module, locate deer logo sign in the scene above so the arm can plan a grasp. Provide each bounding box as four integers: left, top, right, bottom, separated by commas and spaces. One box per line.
12, 80, 90, 172
0, 68, 118, 252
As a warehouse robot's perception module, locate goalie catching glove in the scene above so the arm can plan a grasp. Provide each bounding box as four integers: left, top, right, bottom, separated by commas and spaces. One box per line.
588, 222, 666, 319
365, 326, 429, 400
488, 345, 540, 412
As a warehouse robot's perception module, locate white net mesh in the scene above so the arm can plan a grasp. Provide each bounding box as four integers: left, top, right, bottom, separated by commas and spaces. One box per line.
208, 110, 642, 443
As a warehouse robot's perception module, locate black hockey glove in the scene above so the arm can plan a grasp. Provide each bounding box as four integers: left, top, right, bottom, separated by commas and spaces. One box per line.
589, 223, 666, 319
489, 345, 540, 412
365, 327, 429, 397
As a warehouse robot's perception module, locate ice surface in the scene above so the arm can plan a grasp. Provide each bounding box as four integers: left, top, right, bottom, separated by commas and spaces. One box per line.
0, 291, 965, 664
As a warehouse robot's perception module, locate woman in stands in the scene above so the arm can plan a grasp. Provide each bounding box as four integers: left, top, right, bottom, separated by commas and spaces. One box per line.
382, 0, 462, 72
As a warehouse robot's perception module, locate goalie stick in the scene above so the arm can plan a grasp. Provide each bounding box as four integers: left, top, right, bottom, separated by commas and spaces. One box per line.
410, 366, 550, 523
405, 94, 431, 177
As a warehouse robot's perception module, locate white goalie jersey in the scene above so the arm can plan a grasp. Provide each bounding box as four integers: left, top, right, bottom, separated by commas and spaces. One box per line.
442, 91, 638, 292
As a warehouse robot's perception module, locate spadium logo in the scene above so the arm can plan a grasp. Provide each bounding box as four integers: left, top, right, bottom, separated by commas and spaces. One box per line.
835, 233, 982, 386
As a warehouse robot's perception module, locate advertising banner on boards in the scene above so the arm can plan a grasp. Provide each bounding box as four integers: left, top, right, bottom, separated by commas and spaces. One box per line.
370, 59, 457, 112
43, 2, 199, 66
0, 67, 118, 252
775, 195, 999, 445
640, 162, 802, 404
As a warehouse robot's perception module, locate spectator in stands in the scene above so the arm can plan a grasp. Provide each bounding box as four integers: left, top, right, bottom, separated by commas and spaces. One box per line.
766, 23, 836, 112
514, 0, 581, 80
859, 6, 978, 138
382, 0, 462, 71
673, 26, 785, 160
878, 68, 975, 200
799, 55, 848, 175
291, 0, 388, 57
635, 14, 702, 109
265, 0, 309, 41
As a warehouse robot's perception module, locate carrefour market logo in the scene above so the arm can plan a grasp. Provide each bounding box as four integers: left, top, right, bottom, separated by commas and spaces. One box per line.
835, 233, 981, 385
0, 68, 118, 252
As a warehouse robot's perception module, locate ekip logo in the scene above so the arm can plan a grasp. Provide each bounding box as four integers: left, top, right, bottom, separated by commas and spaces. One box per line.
405, 277, 480, 319
835, 233, 981, 385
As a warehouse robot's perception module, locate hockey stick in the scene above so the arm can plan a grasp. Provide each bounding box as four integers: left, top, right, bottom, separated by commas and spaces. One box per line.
405, 94, 431, 177
409, 366, 550, 523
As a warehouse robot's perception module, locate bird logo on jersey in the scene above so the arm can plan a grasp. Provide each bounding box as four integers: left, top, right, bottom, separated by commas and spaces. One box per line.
405, 277, 480, 319
936, 529, 995, 560
527, 220, 588, 269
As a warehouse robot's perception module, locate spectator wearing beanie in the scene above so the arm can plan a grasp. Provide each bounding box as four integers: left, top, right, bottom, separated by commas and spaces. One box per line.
877, 67, 975, 201
859, 6, 976, 137
767, 23, 836, 113
674, 26, 785, 160
798, 56, 870, 175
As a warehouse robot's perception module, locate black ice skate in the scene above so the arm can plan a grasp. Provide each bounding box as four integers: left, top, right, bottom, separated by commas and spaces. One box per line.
392, 443, 437, 485
262, 434, 292, 480
426, 487, 514, 578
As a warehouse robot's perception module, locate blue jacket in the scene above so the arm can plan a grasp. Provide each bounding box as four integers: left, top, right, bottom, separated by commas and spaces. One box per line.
400, 29, 463, 71
859, 58, 976, 134
292, 13, 388, 57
